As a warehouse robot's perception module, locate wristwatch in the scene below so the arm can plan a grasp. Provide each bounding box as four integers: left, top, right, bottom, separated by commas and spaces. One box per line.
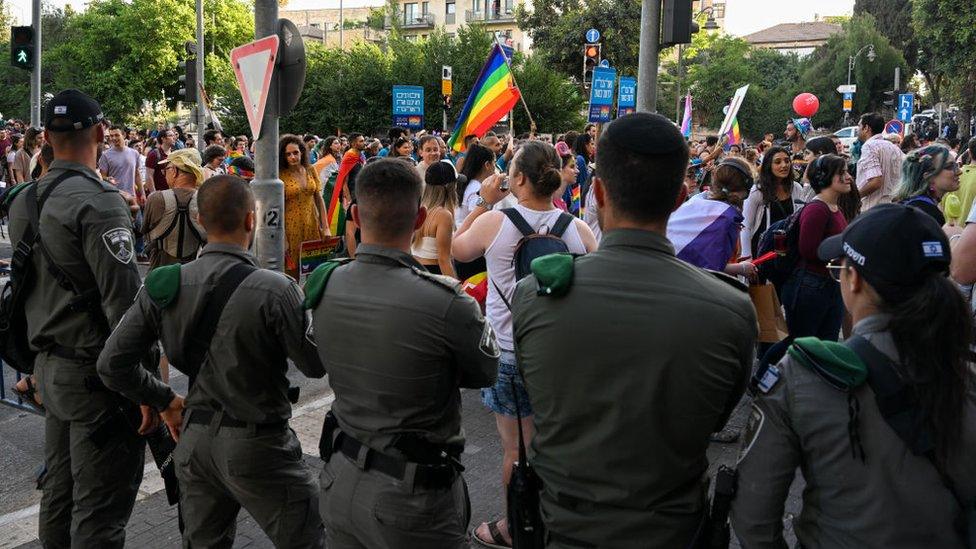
475, 196, 493, 210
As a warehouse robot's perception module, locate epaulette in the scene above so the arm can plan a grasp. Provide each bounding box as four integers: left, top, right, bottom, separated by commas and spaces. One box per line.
1, 181, 33, 212
705, 269, 749, 292
788, 337, 867, 392
145, 264, 181, 308
531, 253, 574, 297
303, 258, 353, 310
411, 266, 463, 294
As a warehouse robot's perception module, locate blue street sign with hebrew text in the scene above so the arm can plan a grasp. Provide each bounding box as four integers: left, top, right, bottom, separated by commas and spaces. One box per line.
588, 66, 616, 123
392, 85, 424, 129
898, 93, 914, 123
617, 76, 636, 118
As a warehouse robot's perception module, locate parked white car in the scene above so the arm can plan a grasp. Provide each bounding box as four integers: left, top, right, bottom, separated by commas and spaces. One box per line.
833, 126, 859, 153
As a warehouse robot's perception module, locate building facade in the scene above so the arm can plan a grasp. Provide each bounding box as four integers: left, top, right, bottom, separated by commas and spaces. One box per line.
385, 0, 530, 52
742, 21, 841, 57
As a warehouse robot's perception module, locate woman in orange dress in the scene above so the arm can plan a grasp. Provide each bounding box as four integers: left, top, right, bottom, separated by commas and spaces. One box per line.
279, 134, 329, 279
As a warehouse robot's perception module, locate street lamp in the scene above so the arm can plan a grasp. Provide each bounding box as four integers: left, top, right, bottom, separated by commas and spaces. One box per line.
845, 44, 875, 124
676, 7, 719, 123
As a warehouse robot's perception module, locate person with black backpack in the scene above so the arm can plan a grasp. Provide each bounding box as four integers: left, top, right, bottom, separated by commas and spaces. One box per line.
453, 140, 597, 548
733, 204, 976, 548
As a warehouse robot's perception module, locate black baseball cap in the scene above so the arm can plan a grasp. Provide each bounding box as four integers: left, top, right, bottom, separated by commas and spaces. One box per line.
425, 160, 467, 187
818, 203, 950, 296
44, 89, 104, 132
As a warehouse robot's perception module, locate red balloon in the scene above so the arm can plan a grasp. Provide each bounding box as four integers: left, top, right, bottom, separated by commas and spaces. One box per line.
793, 93, 820, 118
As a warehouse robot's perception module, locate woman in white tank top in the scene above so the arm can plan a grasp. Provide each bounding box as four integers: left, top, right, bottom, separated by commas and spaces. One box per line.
411, 160, 461, 277
452, 140, 598, 546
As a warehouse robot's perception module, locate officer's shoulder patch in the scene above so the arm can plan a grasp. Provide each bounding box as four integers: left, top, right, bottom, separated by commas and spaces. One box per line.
704, 269, 749, 292
753, 363, 782, 394
303, 258, 352, 310
145, 264, 181, 308
530, 253, 574, 297
412, 266, 463, 294
2, 181, 32, 210
736, 404, 765, 465
102, 227, 135, 264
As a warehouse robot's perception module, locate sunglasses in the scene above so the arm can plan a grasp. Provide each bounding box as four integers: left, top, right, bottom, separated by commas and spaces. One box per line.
825, 258, 850, 282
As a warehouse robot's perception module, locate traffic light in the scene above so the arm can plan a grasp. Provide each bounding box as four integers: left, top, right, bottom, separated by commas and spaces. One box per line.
582, 43, 601, 88
178, 41, 197, 103
883, 90, 898, 110
10, 26, 33, 71
660, 0, 693, 47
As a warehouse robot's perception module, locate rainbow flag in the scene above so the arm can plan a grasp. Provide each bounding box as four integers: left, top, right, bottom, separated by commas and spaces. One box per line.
327, 150, 363, 235
726, 117, 741, 147
680, 94, 692, 138
447, 44, 521, 153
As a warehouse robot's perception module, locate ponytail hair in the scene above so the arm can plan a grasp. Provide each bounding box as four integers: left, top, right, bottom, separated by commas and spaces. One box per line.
513, 140, 563, 198
894, 144, 953, 202
879, 272, 974, 469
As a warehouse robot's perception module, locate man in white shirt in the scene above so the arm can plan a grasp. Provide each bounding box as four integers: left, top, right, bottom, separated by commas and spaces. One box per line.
856, 112, 905, 211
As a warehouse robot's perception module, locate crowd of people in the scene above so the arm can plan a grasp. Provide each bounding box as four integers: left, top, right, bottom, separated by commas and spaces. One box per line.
4, 88, 975, 549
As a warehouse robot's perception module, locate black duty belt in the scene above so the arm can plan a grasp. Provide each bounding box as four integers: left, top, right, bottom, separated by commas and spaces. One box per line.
333, 431, 458, 490
186, 409, 287, 435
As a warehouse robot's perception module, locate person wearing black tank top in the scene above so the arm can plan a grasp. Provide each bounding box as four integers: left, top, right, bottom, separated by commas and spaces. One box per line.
741, 146, 805, 260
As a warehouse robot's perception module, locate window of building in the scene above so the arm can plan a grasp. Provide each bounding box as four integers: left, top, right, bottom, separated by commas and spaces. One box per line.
713, 2, 725, 19
471, 0, 482, 13
404, 2, 417, 20
422, 2, 429, 15
446, 2, 455, 14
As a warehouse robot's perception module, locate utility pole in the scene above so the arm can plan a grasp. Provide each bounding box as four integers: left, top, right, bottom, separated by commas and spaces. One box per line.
30, 0, 40, 128
635, 0, 660, 113
339, 0, 344, 49
252, 0, 285, 271
196, 0, 205, 146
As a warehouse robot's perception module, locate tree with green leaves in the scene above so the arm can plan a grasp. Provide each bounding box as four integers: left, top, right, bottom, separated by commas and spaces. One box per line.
43, 0, 253, 123
913, 0, 976, 142
797, 14, 907, 128
517, 0, 640, 81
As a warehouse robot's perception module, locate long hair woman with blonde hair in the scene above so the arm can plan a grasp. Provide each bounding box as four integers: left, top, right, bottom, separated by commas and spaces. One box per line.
412, 160, 461, 277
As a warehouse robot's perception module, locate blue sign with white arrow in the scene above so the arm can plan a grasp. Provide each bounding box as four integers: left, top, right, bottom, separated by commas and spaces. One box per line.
586, 28, 600, 42
898, 93, 914, 122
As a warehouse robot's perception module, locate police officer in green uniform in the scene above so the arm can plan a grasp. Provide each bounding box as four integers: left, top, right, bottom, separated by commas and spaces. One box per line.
306, 159, 498, 548
97, 175, 327, 547
5, 90, 145, 547
732, 204, 976, 548
511, 113, 758, 548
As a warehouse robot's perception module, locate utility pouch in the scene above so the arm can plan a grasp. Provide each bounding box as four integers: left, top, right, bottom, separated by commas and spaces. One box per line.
319, 410, 339, 460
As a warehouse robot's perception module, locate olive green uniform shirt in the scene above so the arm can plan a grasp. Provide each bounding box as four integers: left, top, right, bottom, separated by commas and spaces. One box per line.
7, 160, 142, 358
98, 243, 325, 420
731, 314, 976, 549
512, 229, 757, 548
312, 245, 498, 458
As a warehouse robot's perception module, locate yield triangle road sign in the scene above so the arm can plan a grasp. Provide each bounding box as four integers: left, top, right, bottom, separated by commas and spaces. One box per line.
231, 35, 279, 140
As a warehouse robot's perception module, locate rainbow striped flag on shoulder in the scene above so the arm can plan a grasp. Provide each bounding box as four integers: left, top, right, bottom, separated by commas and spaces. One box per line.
447, 44, 521, 153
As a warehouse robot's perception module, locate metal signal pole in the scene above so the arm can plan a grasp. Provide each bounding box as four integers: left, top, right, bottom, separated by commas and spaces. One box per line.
30, 0, 41, 128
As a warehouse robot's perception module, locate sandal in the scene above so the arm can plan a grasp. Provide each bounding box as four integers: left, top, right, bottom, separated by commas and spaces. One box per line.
471, 519, 511, 548
11, 376, 44, 412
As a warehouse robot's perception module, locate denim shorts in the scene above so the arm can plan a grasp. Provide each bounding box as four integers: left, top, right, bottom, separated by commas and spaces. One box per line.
481, 350, 533, 417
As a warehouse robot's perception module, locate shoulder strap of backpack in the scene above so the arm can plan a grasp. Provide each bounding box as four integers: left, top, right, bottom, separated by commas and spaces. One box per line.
25, 172, 89, 294
501, 208, 535, 237
845, 335, 967, 508
550, 213, 574, 238
183, 262, 257, 388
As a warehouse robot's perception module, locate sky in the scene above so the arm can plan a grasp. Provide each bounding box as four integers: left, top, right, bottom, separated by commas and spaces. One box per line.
25, 0, 855, 37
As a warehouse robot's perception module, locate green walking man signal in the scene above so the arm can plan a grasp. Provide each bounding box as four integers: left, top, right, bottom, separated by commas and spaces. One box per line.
10, 26, 34, 71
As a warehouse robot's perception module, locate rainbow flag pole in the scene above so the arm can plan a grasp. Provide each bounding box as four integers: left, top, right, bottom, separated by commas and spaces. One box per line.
680, 94, 692, 138
447, 39, 534, 152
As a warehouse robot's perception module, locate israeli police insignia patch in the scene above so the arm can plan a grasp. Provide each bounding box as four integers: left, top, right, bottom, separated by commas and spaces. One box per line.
479, 321, 500, 358
102, 227, 134, 264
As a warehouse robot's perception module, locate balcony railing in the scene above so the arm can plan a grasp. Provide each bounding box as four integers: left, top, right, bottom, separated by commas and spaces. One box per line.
384, 12, 436, 29
464, 7, 515, 23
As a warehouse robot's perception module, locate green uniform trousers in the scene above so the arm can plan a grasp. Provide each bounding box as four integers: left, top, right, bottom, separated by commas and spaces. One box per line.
33, 353, 145, 549
173, 410, 324, 548
318, 451, 470, 549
